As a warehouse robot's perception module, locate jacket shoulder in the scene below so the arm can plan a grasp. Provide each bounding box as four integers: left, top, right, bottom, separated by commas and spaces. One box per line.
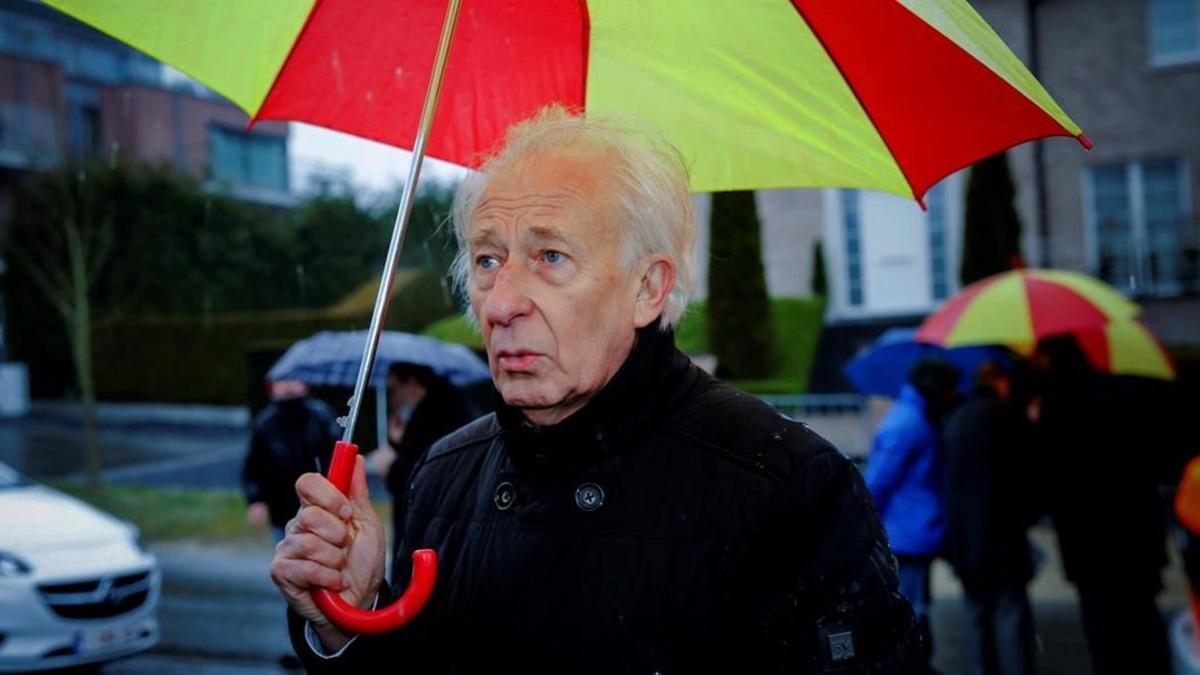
664, 377, 840, 486
422, 413, 501, 464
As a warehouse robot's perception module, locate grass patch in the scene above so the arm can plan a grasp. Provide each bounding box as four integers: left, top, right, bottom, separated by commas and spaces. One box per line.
55, 484, 392, 544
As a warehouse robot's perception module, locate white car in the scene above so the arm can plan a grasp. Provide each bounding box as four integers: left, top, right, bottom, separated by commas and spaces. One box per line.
0, 463, 160, 672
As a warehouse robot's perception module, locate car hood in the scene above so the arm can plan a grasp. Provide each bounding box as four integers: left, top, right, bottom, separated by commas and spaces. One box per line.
0, 486, 134, 551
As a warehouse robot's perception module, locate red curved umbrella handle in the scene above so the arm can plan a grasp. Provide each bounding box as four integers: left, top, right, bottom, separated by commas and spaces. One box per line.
311, 441, 437, 635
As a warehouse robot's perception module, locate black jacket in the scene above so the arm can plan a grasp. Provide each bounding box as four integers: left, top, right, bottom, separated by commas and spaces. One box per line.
243, 396, 340, 527
291, 327, 921, 673
384, 380, 475, 538
1037, 371, 1182, 591
942, 388, 1039, 586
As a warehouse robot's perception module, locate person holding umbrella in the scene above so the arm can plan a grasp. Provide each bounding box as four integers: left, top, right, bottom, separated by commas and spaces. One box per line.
865, 356, 961, 664
1030, 336, 1178, 675
243, 378, 341, 670
244, 379, 341, 544
374, 362, 474, 549
942, 362, 1040, 675
269, 108, 923, 672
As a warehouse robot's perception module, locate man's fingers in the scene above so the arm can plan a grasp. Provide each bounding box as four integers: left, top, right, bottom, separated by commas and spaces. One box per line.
294, 505, 351, 546
271, 556, 346, 594
277, 532, 349, 571
295, 472, 353, 520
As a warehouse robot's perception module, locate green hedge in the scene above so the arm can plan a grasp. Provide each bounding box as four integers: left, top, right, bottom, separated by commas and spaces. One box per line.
90, 268, 457, 404
424, 297, 824, 394
678, 298, 825, 394
423, 313, 484, 351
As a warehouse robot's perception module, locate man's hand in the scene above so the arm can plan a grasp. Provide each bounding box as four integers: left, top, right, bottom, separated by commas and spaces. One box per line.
247, 502, 269, 527
368, 444, 397, 477
269, 456, 386, 652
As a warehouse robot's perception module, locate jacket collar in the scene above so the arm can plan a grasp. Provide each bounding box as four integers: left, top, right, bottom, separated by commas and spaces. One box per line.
494, 321, 687, 472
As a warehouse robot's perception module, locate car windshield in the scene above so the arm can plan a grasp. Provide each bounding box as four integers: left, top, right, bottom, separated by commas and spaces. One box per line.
0, 462, 33, 488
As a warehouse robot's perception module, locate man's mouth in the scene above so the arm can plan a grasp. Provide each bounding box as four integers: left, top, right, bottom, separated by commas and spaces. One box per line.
495, 350, 542, 372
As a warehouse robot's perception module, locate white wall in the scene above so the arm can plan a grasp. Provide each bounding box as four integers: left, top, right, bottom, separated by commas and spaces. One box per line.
823, 173, 965, 321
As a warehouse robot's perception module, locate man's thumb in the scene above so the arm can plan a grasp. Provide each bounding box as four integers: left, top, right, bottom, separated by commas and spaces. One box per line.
347, 455, 372, 510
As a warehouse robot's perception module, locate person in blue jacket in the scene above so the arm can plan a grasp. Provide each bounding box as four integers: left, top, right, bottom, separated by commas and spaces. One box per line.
866, 356, 961, 663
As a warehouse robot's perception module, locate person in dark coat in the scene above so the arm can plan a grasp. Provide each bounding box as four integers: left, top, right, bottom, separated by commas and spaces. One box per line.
243, 378, 340, 543
244, 378, 341, 671
379, 362, 474, 547
866, 356, 960, 664
942, 363, 1039, 675
270, 106, 923, 673
1031, 336, 1174, 675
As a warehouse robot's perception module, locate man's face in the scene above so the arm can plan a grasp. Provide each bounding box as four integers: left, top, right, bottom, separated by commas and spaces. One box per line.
386, 374, 421, 410
270, 379, 308, 401
467, 147, 645, 426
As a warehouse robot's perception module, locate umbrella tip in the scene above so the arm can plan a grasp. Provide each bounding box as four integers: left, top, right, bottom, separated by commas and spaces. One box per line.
1077, 133, 1094, 150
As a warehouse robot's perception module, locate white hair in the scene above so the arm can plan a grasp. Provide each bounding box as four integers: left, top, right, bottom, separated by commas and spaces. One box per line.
450, 105, 695, 328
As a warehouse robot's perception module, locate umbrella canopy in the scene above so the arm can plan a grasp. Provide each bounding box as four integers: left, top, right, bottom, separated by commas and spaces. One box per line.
915, 269, 1139, 350
46, 0, 1086, 201
844, 327, 1009, 398
1076, 319, 1176, 381
268, 330, 490, 388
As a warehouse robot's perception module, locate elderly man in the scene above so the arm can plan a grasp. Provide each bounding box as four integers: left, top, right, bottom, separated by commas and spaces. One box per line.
271, 107, 922, 673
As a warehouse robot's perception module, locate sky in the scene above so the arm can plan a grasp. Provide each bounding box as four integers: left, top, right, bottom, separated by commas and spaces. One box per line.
288, 123, 467, 199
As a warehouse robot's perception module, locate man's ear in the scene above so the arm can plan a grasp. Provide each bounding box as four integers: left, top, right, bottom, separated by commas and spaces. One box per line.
634, 256, 676, 328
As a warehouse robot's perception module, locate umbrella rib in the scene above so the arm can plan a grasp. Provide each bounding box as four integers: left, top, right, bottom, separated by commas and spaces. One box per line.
787, 1, 925, 208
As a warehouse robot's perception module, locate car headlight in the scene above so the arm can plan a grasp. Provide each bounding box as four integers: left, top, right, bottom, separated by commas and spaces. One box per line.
0, 551, 32, 577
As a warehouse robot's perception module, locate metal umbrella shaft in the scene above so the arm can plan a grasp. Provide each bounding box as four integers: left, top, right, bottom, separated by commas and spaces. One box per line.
341, 0, 463, 443
315, 0, 462, 636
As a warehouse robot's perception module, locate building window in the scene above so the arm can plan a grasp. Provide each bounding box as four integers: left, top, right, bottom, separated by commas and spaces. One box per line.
926, 183, 950, 301
209, 126, 288, 193
841, 189, 864, 307
1088, 159, 1196, 296
1149, 0, 1200, 66
66, 83, 101, 158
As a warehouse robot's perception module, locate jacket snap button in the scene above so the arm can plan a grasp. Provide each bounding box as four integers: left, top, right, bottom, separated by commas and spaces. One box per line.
575, 483, 605, 512
494, 481, 516, 511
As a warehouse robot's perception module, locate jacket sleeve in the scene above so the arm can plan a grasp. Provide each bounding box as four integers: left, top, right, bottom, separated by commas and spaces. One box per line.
864, 417, 918, 516
743, 447, 925, 673
242, 426, 267, 505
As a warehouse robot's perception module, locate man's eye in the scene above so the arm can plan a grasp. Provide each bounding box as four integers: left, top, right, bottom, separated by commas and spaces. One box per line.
476, 255, 500, 270
543, 250, 566, 264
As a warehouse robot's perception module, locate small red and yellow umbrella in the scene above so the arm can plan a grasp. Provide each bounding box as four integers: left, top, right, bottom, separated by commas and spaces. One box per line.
915, 269, 1139, 350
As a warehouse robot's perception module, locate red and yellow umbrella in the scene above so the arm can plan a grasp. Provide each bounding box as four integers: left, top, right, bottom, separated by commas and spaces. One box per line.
915, 269, 1139, 350
47, 0, 1088, 203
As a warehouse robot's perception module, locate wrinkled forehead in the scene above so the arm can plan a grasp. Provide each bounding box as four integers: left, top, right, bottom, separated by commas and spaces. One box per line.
468, 144, 623, 242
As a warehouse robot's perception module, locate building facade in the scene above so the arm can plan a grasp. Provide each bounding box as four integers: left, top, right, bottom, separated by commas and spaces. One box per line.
974, 0, 1200, 346
0, 0, 290, 205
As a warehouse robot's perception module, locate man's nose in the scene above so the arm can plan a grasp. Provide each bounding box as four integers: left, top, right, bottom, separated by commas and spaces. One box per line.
482, 265, 533, 327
